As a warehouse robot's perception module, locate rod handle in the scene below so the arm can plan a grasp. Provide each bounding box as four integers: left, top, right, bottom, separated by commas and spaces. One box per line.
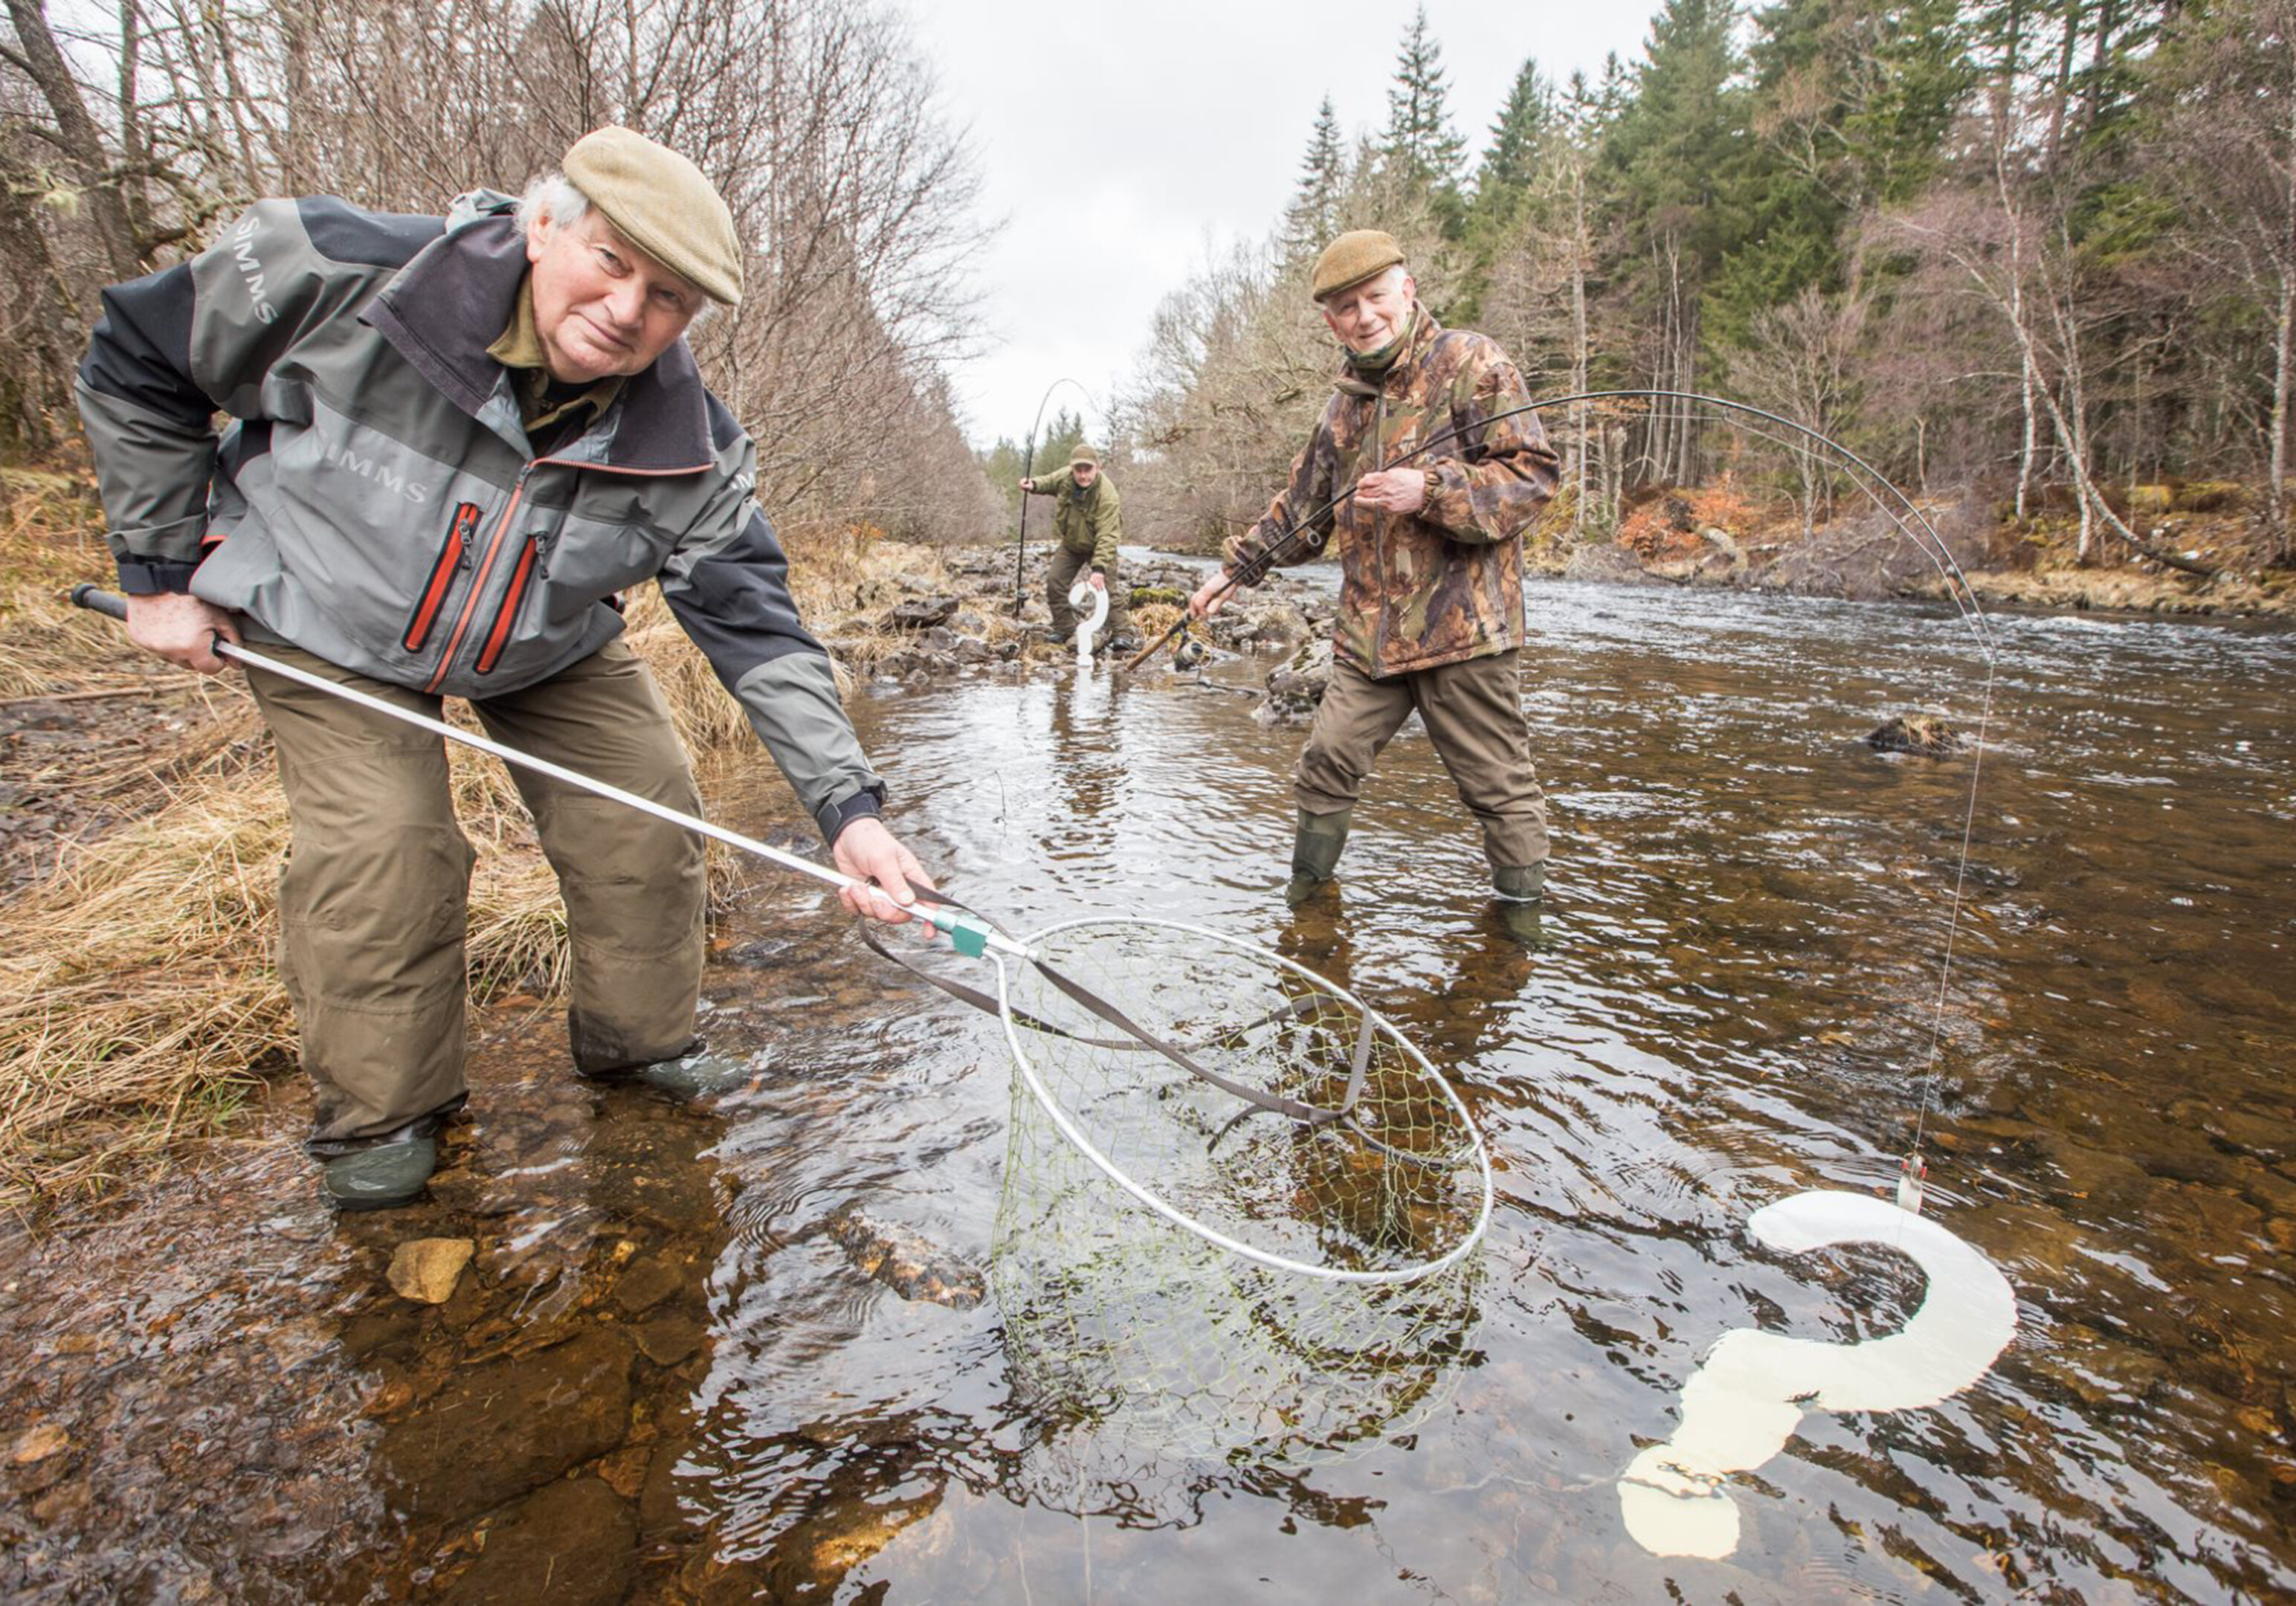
68, 584, 129, 622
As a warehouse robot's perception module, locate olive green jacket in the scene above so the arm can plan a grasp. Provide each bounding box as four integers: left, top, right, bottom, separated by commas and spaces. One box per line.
1026, 468, 1123, 573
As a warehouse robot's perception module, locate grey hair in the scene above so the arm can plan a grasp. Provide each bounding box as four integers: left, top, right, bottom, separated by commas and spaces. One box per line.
512, 170, 715, 327
515, 172, 590, 233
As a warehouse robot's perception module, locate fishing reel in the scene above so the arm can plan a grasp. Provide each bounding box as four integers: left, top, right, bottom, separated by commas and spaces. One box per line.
1173, 624, 1207, 672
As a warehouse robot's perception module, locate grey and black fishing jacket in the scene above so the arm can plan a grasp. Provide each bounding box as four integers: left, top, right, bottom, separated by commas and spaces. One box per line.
76, 190, 886, 843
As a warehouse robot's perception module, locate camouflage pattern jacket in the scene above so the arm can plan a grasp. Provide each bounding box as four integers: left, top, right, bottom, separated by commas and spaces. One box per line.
1025, 467, 1123, 573
1224, 309, 1558, 677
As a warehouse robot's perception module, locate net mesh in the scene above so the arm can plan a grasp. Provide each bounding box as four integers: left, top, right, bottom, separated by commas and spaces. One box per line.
989, 918, 1490, 1470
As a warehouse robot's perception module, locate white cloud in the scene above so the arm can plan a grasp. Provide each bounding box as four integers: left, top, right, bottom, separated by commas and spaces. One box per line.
906, 0, 1661, 448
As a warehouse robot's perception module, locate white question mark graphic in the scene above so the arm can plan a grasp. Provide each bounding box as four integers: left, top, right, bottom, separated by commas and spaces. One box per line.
1619, 1189, 2017, 1559
1068, 579, 1109, 668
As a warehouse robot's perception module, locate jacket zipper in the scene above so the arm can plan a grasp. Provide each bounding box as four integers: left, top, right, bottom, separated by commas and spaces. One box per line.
425, 465, 532, 693
419, 452, 712, 692
403, 503, 478, 653
1370, 387, 1391, 671
474, 535, 541, 676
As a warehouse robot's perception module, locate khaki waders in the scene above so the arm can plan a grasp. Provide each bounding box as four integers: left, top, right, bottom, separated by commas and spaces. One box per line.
1289, 648, 1550, 894
1045, 544, 1132, 642
247, 636, 708, 1149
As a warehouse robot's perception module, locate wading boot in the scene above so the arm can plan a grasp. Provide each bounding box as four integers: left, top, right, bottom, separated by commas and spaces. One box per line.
319, 1124, 438, 1213
578, 1042, 764, 1099
1284, 807, 1352, 906
1492, 861, 1548, 945
632, 1048, 765, 1097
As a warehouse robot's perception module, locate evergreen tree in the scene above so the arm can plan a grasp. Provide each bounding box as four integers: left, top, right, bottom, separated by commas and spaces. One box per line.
1283, 95, 1347, 257
1471, 59, 1556, 236
1379, 6, 1468, 233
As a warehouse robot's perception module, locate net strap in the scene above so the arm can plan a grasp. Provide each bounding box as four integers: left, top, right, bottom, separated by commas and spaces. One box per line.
857, 891, 1363, 1127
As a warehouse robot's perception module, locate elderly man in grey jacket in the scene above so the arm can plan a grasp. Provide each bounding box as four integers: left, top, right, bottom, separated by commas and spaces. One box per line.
77, 126, 933, 1210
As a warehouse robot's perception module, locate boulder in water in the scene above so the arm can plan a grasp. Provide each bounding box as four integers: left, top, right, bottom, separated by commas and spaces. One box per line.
1866, 713, 1961, 756
826, 1205, 984, 1309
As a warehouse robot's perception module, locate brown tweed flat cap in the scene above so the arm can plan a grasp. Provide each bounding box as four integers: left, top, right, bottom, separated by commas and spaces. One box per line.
562, 126, 743, 306
1310, 229, 1407, 303
1069, 443, 1100, 467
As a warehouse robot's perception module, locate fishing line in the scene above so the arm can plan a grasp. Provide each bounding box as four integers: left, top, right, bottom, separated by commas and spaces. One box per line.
1132, 387, 1997, 1207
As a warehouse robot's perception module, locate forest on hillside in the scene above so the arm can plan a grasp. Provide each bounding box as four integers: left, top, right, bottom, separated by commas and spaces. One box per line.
0, 0, 1001, 545
1065, 0, 2295, 577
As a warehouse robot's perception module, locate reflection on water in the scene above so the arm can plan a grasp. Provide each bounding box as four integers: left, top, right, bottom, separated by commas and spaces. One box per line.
4, 581, 2292, 1601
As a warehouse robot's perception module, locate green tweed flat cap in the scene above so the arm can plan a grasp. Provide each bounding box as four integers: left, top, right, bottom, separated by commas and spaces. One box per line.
1069, 443, 1100, 466
563, 126, 744, 306
1310, 229, 1407, 302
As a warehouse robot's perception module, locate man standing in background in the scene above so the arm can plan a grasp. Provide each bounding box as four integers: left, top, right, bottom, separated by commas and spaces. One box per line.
1190, 229, 1559, 918
1022, 444, 1137, 652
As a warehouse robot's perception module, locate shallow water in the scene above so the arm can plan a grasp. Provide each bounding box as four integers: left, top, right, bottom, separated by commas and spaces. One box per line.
3, 578, 2292, 1602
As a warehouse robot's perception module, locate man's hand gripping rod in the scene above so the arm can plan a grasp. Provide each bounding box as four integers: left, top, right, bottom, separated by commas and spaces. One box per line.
66, 585, 1011, 960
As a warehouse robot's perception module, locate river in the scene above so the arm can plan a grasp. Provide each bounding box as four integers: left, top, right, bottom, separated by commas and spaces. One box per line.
2, 578, 2291, 1603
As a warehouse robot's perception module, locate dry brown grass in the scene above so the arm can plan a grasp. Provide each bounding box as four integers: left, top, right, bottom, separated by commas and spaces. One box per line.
0, 507, 937, 1219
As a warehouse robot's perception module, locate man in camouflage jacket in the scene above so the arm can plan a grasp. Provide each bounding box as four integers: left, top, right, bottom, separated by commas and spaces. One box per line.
1189, 230, 1560, 913
1021, 443, 1135, 650
77, 127, 934, 1210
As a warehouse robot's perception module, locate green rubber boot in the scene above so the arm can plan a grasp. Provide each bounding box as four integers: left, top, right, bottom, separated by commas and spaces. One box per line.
1492, 861, 1548, 944
320, 1129, 438, 1212
1284, 807, 1353, 906
1493, 862, 1546, 902
633, 1049, 764, 1097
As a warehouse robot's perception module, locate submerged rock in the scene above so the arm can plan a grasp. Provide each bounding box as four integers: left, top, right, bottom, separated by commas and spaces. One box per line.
825, 1206, 984, 1309
1258, 637, 1333, 725
387, 1239, 474, 1305
1866, 712, 1961, 756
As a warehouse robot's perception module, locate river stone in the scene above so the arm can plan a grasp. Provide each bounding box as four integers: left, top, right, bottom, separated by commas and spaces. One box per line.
387, 1239, 475, 1305
10, 1422, 68, 1465
613, 1253, 685, 1316
825, 1206, 984, 1309
633, 1313, 706, 1368
442, 1477, 636, 1606
387, 1327, 634, 1518
1257, 637, 1332, 725
885, 596, 958, 631
1866, 713, 1960, 755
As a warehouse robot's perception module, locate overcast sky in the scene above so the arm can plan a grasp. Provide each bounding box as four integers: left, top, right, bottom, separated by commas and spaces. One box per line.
904, 1, 1663, 451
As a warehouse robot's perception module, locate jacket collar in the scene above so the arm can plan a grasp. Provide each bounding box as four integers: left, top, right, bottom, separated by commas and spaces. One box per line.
364, 204, 716, 471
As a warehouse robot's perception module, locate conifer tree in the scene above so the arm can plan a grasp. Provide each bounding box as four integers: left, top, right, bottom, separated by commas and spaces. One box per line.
1472, 59, 1556, 236
1283, 95, 1347, 258
1379, 6, 1468, 233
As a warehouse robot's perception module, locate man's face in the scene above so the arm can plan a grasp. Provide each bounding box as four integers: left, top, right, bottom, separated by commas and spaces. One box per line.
1072, 461, 1099, 488
1320, 266, 1415, 354
525, 206, 703, 384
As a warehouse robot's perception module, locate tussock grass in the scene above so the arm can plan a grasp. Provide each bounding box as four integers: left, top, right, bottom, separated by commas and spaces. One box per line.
0, 517, 942, 1218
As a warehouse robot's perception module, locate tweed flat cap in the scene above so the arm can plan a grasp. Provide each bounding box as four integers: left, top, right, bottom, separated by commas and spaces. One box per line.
563, 126, 743, 306
1068, 443, 1100, 466
1310, 229, 1407, 303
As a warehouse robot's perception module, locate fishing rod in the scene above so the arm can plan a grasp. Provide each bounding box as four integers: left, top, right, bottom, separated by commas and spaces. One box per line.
1123, 388, 1996, 674
1118, 387, 1995, 1213
66, 585, 1013, 961
1010, 377, 1097, 619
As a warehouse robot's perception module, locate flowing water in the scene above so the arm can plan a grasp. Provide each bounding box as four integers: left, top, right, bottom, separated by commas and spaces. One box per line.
3, 578, 2292, 1603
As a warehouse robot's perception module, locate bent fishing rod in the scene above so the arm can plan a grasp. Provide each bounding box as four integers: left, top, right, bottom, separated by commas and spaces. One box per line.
1121, 388, 1993, 674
